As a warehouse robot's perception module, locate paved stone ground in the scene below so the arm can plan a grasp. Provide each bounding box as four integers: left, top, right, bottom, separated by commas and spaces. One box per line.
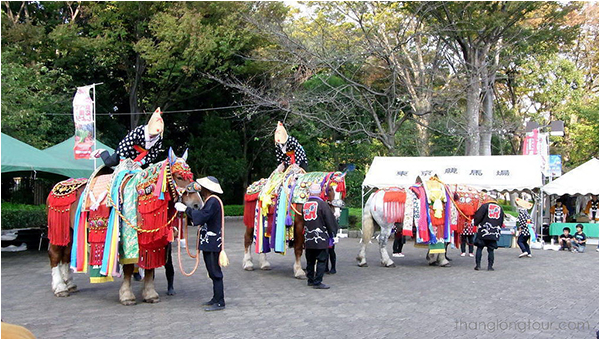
1, 217, 598, 339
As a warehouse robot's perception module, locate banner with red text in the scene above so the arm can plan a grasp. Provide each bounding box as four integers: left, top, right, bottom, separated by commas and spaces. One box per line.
73, 86, 95, 159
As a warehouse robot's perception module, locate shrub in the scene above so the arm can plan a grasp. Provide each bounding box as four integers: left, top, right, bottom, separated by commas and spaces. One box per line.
1, 203, 47, 229
224, 204, 245, 217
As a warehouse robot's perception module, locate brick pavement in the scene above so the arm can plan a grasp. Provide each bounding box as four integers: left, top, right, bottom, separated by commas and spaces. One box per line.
1, 217, 598, 339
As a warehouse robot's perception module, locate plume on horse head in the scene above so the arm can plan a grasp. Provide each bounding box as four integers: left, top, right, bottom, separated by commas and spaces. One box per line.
168, 147, 193, 182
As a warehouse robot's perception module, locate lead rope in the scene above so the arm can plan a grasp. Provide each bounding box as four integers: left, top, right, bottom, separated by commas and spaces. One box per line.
177, 214, 200, 276
207, 195, 229, 267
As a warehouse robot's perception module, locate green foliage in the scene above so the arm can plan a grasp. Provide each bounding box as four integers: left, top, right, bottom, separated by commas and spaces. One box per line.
1, 203, 47, 229
224, 205, 245, 217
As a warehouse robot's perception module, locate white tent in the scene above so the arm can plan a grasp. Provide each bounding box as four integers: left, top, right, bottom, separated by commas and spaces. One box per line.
542, 158, 599, 196
362, 155, 543, 192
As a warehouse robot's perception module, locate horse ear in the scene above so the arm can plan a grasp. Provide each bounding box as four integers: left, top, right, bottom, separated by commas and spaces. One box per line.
168, 147, 176, 165
181, 148, 188, 162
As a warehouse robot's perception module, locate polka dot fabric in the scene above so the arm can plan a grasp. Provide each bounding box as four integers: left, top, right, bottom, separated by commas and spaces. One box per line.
275, 135, 308, 168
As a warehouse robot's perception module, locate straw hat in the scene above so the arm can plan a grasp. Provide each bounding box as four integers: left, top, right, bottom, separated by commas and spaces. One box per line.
147, 108, 164, 136
197, 176, 223, 194
274, 121, 288, 144
515, 197, 533, 210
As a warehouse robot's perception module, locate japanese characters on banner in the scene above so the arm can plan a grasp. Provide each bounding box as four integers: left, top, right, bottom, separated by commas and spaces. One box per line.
73, 86, 94, 159
523, 128, 550, 176
523, 128, 539, 155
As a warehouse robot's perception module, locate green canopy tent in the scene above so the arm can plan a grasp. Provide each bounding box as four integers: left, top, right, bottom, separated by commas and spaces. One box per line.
1, 133, 93, 179
43, 136, 114, 174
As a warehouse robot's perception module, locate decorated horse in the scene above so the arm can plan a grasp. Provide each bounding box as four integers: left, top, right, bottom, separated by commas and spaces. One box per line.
357, 176, 484, 268
46, 149, 203, 305
242, 165, 346, 278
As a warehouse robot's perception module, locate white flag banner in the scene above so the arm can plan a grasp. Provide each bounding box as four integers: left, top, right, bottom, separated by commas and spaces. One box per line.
73, 85, 95, 159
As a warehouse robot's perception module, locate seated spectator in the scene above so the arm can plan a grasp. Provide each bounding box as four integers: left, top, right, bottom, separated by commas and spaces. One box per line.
558, 227, 573, 251
550, 199, 569, 223
571, 224, 586, 253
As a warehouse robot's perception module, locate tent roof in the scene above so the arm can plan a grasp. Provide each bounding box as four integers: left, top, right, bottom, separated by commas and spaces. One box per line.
362, 155, 543, 192
43, 136, 114, 173
542, 158, 599, 196
1, 133, 93, 179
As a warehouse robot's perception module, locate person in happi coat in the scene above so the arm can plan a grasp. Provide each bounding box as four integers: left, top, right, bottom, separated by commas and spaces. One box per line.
584, 195, 599, 223
175, 176, 226, 311
515, 197, 534, 258
473, 194, 505, 271
550, 198, 569, 223
274, 121, 308, 171
92, 108, 164, 168
303, 183, 339, 289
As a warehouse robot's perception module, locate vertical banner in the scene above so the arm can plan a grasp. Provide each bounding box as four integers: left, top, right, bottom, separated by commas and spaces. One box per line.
73, 86, 95, 159
523, 128, 538, 155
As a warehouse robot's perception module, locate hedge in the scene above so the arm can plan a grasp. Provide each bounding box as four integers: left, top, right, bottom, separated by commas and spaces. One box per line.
1, 203, 47, 230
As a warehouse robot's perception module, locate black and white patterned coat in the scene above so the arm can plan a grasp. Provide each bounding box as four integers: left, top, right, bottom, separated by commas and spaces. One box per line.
115, 125, 162, 164
517, 208, 531, 236
275, 136, 308, 169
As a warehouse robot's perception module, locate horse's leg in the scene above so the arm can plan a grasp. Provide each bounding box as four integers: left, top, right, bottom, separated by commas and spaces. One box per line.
142, 268, 160, 303
48, 245, 69, 297
378, 224, 395, 267
59, 239, 77, 292
357, 206, 374, 267
119, 264, 136, 305
293, 206, 306, 279
258, 253, 271, 270
242, 226, 254, 271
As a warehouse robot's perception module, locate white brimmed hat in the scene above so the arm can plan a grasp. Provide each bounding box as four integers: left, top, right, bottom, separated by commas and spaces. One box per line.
274, 121, 288, 144
197, 176, 223, 194
515, 197, 533, 210
309, 183, 322, 195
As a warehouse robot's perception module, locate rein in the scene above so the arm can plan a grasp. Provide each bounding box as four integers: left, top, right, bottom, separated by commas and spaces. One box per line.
176, 214, 201, 276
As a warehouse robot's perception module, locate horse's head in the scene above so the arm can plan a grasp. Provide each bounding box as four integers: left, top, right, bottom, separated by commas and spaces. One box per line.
168, 148, 203, 210
324, 171, 347, 219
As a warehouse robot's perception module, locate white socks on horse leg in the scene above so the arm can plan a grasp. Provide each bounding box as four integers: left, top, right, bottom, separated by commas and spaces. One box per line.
259, 253, 271, 270
59, 262, 76, 291
51, 265, 68, 295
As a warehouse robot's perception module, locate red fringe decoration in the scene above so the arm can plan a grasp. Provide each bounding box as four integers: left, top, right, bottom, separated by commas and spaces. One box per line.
429, 208, 445, 226
383, 190, 406, 203
47, 192, 78, 246
382, 189, 406, 223
87, 206, 110, 266
244, 199, 257, 228
335, 180, 346, 199
138, 245, 167, 270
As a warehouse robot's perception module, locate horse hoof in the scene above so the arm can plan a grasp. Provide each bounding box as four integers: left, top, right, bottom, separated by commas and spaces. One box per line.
440, 264, 451, 267
385, 264, 396, 268
55, 291, 70, 297
68, 286, 78, 293
260, 265, 272, 271
121, 300, 136, 306
143, 297, 161, 304
244, 266, 254, 271
358, 263, 368, 267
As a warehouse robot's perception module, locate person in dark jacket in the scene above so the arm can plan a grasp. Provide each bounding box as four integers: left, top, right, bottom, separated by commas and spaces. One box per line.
473, 194, 504, 271
92, 108, 164, 168
274, 121, 308, 171
303, 183, 339, 289
175, 176, 226, 311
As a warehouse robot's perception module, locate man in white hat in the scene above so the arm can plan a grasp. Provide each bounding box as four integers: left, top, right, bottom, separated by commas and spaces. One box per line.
274, 121, 308, 171
303, 183, 339, 289
174, 176, 226, 311
92, 108, 164, 167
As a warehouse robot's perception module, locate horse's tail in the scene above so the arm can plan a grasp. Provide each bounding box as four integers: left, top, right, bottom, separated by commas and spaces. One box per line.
243, 195, 258, 229
361, 194, 376, 244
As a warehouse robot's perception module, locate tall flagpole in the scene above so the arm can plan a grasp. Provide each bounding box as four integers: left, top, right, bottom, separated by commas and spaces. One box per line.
91, 83, 104, 170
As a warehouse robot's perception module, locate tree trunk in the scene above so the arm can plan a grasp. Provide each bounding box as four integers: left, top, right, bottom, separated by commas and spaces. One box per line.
465, 71, 481, 156
480, 71, 494, 156
416, 113, 431, 156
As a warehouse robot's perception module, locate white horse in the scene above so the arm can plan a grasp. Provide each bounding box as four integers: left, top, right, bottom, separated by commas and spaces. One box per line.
356, 188, 451, 268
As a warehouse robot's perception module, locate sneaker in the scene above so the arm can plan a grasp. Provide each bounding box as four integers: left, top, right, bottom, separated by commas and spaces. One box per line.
469, 253, 474, 257
307, 281, 314, 286
313, 283, 330, 289
518, 252, 528, 258
558, 247, 564, 251
204, 303, 225, 311
596, 248, 599, 252
488, 267, 495, 271
329, 269, 337, 274
460, 253, 466, 257
474, 266, 480, 271
202, 301, 215, 307
527, 254, 532, 258
392, 253, 404, 257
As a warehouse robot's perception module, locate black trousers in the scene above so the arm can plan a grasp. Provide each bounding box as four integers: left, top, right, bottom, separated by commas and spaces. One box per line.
475, 240, 496, 268
100, 150, 120, 168
325, 246, 336, 272
460, 235, 474, 254
517, 234, 531, 254
393, 234, 405, 254
165, 243, 174, 290
202, 251, 225, 306
306, 249, 328, 285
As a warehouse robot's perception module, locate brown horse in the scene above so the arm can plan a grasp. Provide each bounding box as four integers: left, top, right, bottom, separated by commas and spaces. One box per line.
242, 170, 346, 278
47, 149, 202, 305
